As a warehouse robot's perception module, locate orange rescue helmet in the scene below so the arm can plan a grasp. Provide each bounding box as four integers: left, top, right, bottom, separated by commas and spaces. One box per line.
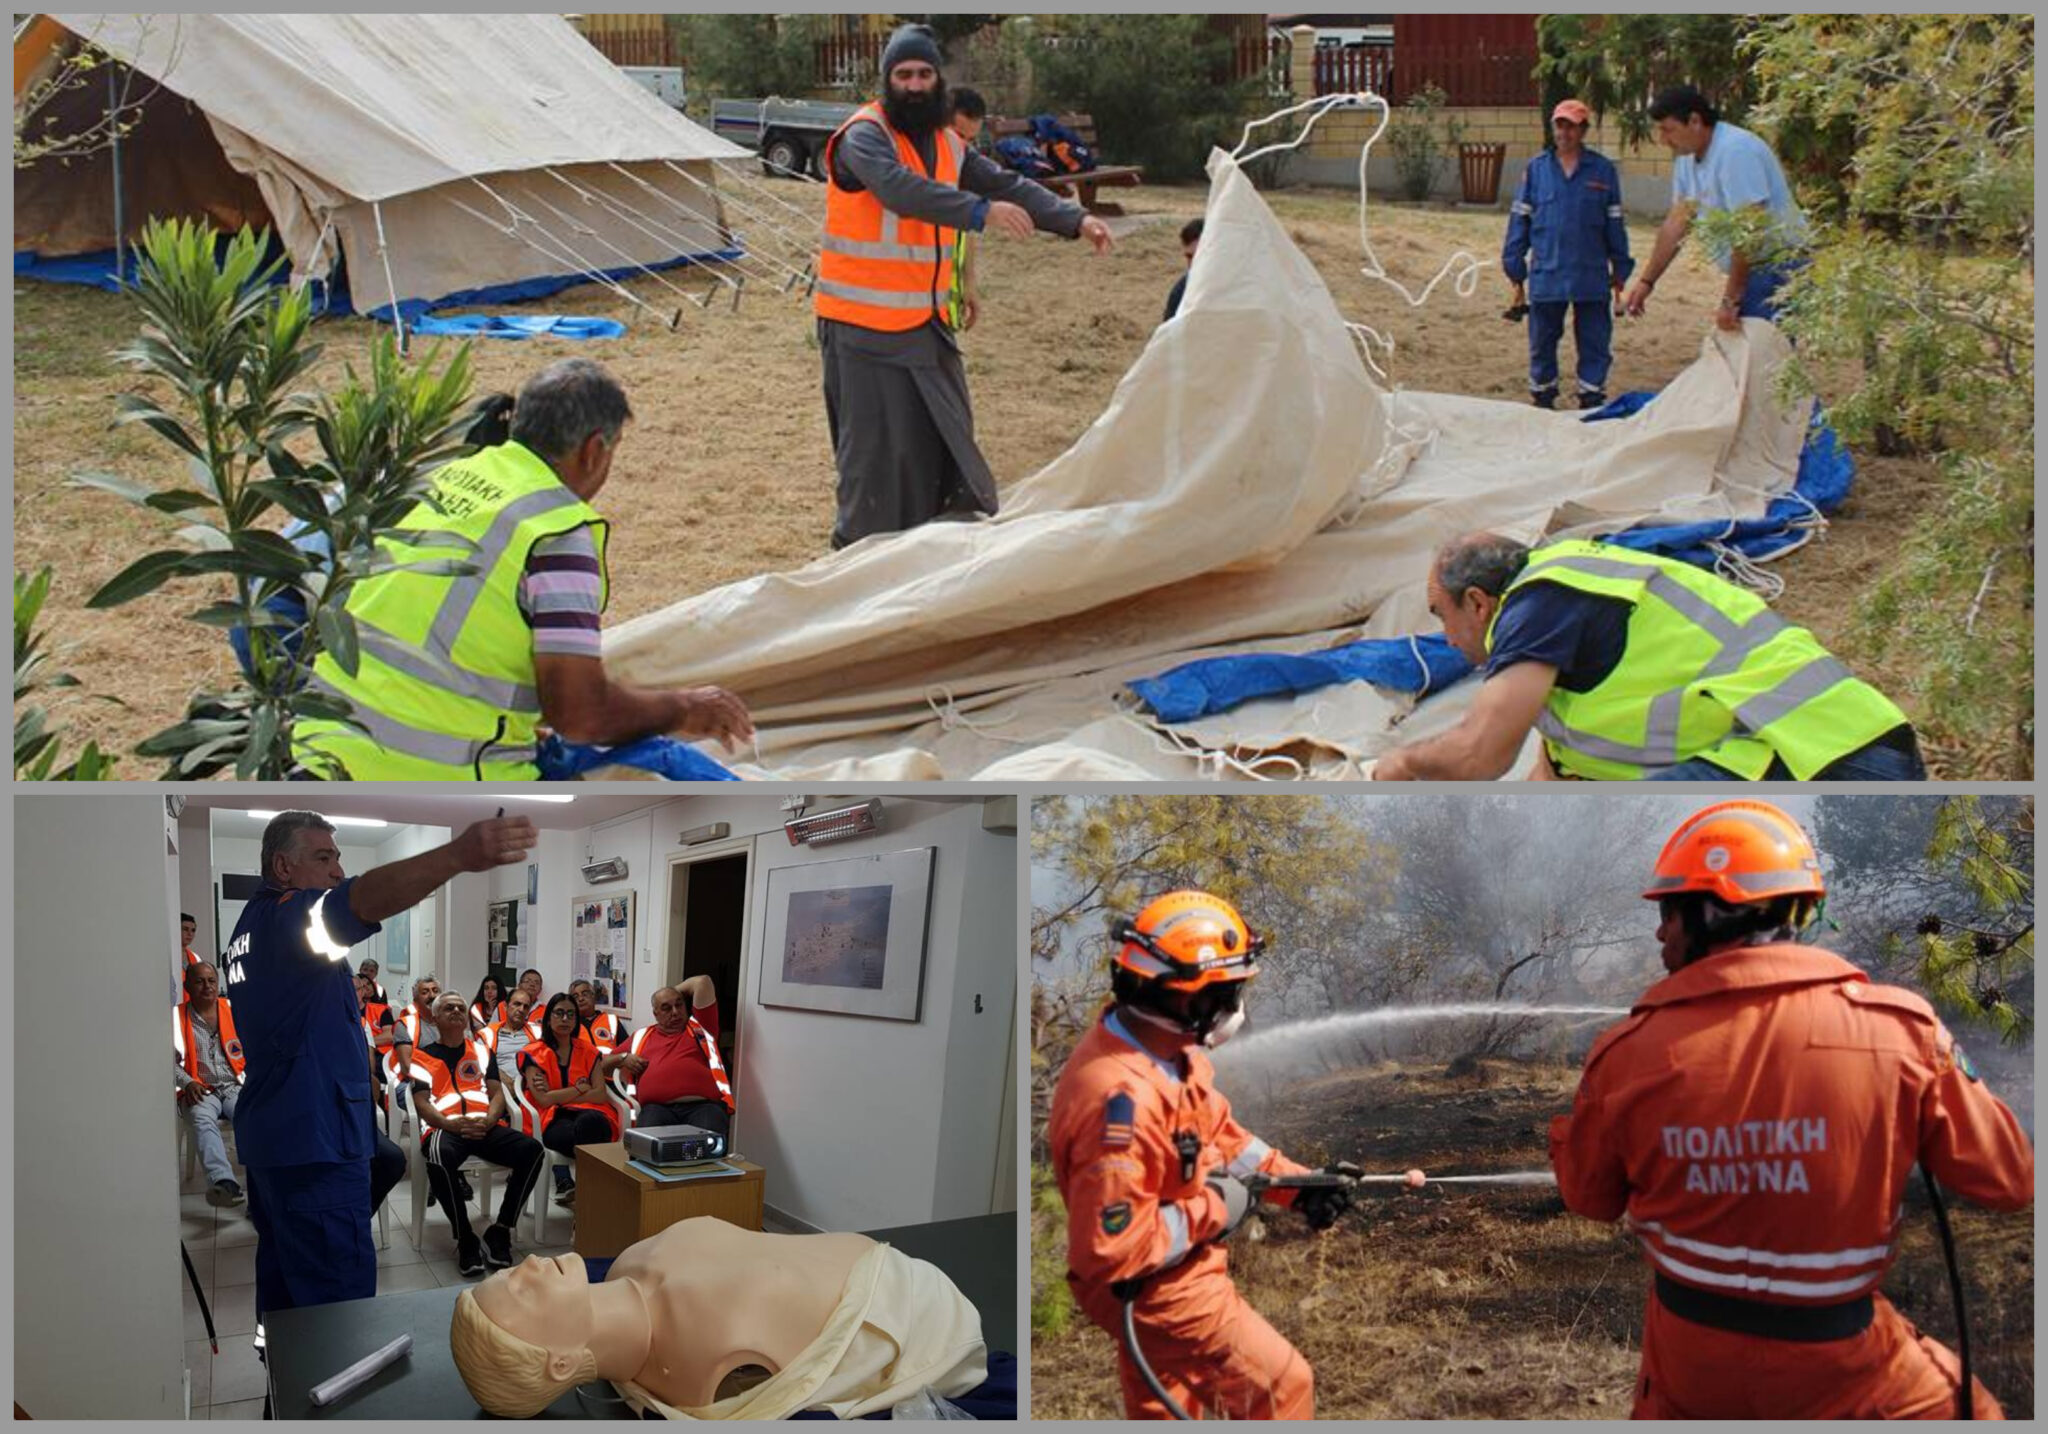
1112, 890, 1264, 993
1643, 800, 1825, 907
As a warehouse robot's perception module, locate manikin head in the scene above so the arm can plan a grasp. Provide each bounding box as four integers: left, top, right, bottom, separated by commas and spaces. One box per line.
261, 811, 343, 892
181, 913, 197, 951
510, 359, 633, 503
650, 986, 691, 1035
1647, 84, 1718, 159
570, 979, 599, 1023
451, 1253, 602, 1417
1427, 532, 1532, 665
184, 962, 220, 1007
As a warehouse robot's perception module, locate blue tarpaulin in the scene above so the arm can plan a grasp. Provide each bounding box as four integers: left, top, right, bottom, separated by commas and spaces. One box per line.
1128, 391, 1855, 723
537, 733, 739, 782
406, 313, 626, 340
14, 240, 742, 327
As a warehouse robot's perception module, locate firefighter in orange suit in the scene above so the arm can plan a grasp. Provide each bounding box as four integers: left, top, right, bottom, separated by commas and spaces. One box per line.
816, 22, 1111, 550
1049, 891, 1353, 1419
1550, 800, 2034, 1419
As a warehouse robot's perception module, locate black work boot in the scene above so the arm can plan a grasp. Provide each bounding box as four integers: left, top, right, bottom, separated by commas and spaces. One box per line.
1531, 385, 1558, 410
1578, 388, 1609, 412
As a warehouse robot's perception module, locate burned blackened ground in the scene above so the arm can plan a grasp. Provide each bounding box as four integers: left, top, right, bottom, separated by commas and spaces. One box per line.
1030, 1060, 2034, 1419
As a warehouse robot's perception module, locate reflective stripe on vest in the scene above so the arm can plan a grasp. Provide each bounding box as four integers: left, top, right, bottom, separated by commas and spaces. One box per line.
175, 998, 245, 1080
621, 1017, 733, 1112
1490, 542, 1907, 780
294, 442, 608, 781
413, 1041, 495, 1122
815, 103, 963, 332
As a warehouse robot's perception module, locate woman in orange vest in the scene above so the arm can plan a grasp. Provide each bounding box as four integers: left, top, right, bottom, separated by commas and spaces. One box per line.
1550, 801, 2034, 1418
470, 975, 508, 1034
519, 992, 627, 1207
815, 23, 1112, 550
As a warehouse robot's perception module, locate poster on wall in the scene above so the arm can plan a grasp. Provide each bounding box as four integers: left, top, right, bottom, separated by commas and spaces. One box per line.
383, 907, 410, 977
572, 889, 634, 1012
757, 847, 934, 1022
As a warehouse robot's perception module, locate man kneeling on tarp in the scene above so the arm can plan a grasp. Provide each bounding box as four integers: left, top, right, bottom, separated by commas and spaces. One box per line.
1372, 532, 1921, 781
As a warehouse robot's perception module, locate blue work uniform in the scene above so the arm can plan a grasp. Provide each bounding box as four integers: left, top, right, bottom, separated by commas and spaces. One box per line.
219, 879, 382, 1318
1502, 148, 1633, 401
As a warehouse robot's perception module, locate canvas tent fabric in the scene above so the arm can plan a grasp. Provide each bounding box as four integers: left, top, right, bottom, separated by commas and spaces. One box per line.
15, 13, 752, 316
596, 150, 1821, 781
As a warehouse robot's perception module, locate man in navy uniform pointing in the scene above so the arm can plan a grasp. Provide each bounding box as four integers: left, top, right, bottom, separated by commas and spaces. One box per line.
223, 809, 536, 1320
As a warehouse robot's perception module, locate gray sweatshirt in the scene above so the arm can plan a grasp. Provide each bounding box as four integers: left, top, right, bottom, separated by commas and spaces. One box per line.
831, 118, 1086, 239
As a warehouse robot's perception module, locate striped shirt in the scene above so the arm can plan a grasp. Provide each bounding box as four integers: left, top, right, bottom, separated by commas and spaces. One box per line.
518, 525, 604, 659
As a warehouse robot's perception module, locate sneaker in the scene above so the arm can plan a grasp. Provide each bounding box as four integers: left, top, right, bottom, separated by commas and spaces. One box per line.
456, 1233, 485, 1277
208, 1179, 245, 1207
1531, 386, 1558, 410
483, 1223, 514, 1270
1578, 389, 1609, 412
554, 1181, 577, 1208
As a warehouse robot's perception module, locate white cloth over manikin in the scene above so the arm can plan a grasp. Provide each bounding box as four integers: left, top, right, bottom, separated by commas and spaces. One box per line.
614, 1241, 988, 1420
601, 149, 1813, 780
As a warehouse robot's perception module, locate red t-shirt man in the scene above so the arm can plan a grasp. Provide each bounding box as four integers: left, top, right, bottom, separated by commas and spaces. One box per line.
622, 977, 736, 1141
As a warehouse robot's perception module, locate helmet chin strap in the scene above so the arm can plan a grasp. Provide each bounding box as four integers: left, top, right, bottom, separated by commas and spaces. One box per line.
1202, 1007, 1247, 1048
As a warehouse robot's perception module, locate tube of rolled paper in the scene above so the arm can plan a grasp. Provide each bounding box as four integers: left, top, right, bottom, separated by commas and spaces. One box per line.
309, 1333, 412, 1406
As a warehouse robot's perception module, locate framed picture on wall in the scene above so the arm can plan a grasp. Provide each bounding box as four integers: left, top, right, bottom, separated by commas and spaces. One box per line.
383, 907, 410, 977
757, 847, 935, 1022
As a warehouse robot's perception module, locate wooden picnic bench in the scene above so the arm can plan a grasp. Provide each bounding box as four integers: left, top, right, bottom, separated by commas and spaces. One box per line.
986, 111, 1143, 215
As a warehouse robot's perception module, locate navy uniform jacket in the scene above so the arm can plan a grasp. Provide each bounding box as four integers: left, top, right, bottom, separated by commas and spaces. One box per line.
1502, 149, 1634, 303
219, 879, 382, 1168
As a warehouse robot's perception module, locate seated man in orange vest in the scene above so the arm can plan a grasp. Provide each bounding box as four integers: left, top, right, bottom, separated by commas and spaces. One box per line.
817, 23, 1114, 549
174, 961, 246, 1207
405, 992, 547, 1276
569, 977, 628, 1054
612, 977, 736, 1144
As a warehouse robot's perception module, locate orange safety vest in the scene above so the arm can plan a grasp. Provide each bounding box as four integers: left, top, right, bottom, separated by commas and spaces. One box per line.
409, 1039, 498, 1136
625, 1017, 736, 1114
184, 946, 201, 966
815, 101, 965, 333
393, 1005, 425, 1047
174, 997, 245, 1083
361, 1000, 393, 1048
587, 1011, 624, 1054
519, 1036, 621, 1140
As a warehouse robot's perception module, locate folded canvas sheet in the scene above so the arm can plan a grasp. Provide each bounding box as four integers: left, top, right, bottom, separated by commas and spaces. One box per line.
605, 152, 1811, 780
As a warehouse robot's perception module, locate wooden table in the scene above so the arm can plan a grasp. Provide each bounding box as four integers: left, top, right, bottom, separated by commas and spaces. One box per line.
572, 1141, 764, 1257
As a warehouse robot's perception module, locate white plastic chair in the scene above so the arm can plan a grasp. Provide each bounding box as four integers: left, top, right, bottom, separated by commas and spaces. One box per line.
398, 1078, 498, 1257
516, 1086, 583, 1247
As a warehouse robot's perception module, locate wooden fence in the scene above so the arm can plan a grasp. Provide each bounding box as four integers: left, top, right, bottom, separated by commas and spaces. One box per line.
1313, 40, 1538, 106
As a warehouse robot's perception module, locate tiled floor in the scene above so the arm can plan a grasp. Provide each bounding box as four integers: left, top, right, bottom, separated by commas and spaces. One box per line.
176, 1126, 579, 1420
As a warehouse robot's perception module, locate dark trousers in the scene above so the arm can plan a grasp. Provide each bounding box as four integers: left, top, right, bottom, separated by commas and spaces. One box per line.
541, 1107, 616, 1185
1528, 299, 1614, 396
246, 1160, 375, 1320
635, 1100, 731, 1143
370, 1127, 407, 1215
423, 1122, 545, 1244
1647, 727, 1926, 782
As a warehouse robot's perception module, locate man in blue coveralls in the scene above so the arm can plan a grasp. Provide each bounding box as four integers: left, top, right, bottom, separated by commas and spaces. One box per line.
1502, 98, 1633, 411
221, 809, 537, 1321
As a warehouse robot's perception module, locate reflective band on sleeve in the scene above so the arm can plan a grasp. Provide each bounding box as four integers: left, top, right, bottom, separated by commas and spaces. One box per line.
306, 891, 354, 961
1160, 1202, 1192, 1266
1226, 1137, 1271, 1178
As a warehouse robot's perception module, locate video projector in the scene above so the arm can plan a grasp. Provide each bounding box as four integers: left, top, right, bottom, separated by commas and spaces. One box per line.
625, 1123, 727, 1164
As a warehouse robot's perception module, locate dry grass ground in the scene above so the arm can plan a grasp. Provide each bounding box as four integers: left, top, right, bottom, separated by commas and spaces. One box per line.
1029, 1060, 2034, 1419
13, 177, 1995, 771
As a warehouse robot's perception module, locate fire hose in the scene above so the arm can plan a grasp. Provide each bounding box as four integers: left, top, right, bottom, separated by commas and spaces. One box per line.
1114, 1168, 1419, 1420
1921, 1166, 1974, 1420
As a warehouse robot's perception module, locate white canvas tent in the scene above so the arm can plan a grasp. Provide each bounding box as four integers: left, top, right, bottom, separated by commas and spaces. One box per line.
14, 13, 754, 316
603, 152, 1817, 781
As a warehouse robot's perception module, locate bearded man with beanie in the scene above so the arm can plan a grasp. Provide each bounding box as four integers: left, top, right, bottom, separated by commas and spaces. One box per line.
817, 23, 1114, 549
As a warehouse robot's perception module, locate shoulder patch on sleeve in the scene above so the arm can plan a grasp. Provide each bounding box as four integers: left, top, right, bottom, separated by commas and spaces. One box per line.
1102, 1091, 1135, 1148
1101, 1201, 1132, 1235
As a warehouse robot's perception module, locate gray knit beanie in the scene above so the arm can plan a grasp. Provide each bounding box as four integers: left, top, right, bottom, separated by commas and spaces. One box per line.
880, 23, 942, 77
